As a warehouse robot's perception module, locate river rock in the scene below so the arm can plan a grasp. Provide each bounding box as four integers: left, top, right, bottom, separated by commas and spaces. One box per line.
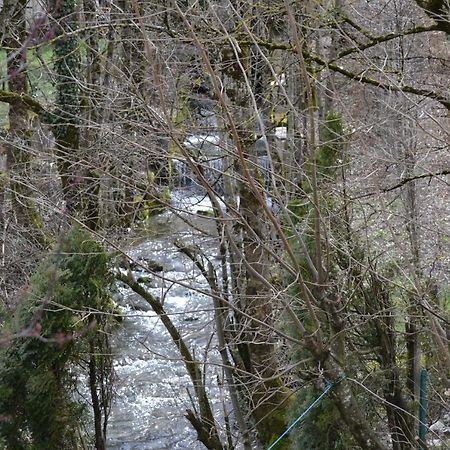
118, 257, 164, 273
128, 296, 152, 312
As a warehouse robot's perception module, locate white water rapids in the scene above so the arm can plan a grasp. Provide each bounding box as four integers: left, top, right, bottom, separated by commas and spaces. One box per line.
107, 191, 225, 450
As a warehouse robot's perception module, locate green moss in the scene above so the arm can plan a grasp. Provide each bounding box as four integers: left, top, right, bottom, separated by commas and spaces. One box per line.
262, 403, 294, 449
270, 111, 288, 127
317, 112, 343, 169
255, 379, 294, 448
133, 188, 170, 222
136, 276, 152, 284
196, 209, 214, 217
288, 390, 352, 450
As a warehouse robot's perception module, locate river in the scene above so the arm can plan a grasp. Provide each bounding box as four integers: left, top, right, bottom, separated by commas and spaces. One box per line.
107, 190, 225, 450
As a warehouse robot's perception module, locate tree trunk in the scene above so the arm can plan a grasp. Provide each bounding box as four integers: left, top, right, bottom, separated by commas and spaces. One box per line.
4, 0, 48, 247
49, 0, 83, 217
89, 340, 106, 450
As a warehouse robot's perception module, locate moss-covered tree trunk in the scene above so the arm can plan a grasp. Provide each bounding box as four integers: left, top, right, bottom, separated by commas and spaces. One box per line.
239, 176, 291, 446
50, 0, 80, 213
4, 0, 48, 247
81, 0, 103, 230
223, 36, 291, 446
50, 0, 100, 227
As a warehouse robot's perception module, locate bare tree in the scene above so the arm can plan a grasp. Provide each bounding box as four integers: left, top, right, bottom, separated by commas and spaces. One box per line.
0, 0, 449, 449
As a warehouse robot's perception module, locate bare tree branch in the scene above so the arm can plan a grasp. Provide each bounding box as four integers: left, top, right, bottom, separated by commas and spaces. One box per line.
353, 168, 450, 199
414, 0, 450, 34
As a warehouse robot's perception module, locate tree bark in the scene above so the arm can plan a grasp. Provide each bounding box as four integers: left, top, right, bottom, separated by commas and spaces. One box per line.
3, 0, 48, 247
89, 340, 106, 450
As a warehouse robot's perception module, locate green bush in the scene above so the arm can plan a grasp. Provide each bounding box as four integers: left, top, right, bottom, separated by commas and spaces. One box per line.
0, 227, 113, 449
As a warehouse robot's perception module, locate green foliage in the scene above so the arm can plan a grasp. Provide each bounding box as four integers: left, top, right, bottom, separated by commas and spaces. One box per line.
0, 227, 113, 449
316, 111, 344, 178
288, 389, 352, 450
0, 45, 54, 127
284, 112, 345, 276
287, 111, 344, 228
283, 111, 352, 449
27, 46, 55, 105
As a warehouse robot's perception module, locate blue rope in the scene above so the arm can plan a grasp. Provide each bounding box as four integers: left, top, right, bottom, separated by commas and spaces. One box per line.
267, 375, 345, 450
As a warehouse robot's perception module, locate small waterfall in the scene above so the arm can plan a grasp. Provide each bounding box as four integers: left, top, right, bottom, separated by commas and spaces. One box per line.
203, 156, 223, 195
173, 132, 272, 196
173, 133, 224, 192
173, 154, 271, 194
172, 159, 193, 187
172, 156, 224, 194
257, 155, 270, 189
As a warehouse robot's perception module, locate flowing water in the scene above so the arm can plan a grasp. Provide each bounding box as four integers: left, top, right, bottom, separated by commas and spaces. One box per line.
106, 137, 274, 448
107, 191, 224, 450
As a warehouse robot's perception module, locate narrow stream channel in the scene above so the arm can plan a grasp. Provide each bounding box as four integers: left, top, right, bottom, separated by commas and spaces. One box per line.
107, 190, 224, 450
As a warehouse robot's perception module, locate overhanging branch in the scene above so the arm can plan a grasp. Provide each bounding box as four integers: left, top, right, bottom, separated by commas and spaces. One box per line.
245, 36, 450, 110
0, 89, 47, 117
353, 168, 450, 199
383, 168, 450, 192
334, 23, 440, 60
414, 0, 450, 34
312, 58, 450, 111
